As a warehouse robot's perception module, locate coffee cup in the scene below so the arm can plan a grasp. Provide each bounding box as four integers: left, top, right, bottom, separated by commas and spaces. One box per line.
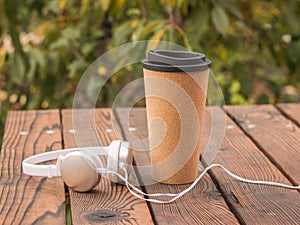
142, 50, 211, 184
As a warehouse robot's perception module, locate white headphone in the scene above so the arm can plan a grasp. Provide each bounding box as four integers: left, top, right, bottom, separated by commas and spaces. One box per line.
22, 140, 300, 203
22, 140, 132, 192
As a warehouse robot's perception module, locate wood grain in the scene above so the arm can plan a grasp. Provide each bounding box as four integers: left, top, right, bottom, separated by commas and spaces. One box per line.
277, 103, 300, 127
0, 110, 65, 225
212, 106, 300, 224
225, 104, 300, 185
116, 107, 240, 225
61, 109, 154, 225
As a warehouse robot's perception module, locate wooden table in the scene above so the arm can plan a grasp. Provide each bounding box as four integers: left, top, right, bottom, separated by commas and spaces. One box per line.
0, 104, 299, 225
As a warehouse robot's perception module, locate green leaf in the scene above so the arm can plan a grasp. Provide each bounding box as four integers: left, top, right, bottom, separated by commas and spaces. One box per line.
113, 21, 133, 45
86, 75, 105, 101
30, 48, 45, 68
47, 0, 60, 14
79, 0, 90, 17
127, 8, 141, 17
62, 27, 80, 41
148, 28, 167, 49
182, 34, 192, 51
230, 93, 247, 104
9, 53, 26, 85
282, 2, 300, 35
49, 38, 69, 50
26, 94, 41, 109
287, 42, 300, 64
81, 43, 97, 56
111, 0, 125, 19
256, 94, 269, 104
137, 20, 162, 40
46, 51, 60, 78
69, 60, 89, 78
220, 0, 243, 19
212, 6, 229, 35
27, 57, 37, 82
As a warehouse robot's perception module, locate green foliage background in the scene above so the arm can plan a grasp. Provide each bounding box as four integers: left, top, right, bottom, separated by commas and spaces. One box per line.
0, 0, 300, 133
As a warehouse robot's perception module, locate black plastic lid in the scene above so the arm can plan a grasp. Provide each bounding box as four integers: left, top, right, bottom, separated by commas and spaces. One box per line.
142, 50, 211, 72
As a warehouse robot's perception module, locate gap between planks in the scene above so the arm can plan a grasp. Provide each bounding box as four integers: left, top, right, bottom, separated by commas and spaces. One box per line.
224, 104, 300, 189
0, 110, 66, 225
58, 109, 72, 225
116, 107, 300, 225
212, 106, 300, 224
276, 103, 300, 128
115, 107, 240, 225
61, 109, 154, 225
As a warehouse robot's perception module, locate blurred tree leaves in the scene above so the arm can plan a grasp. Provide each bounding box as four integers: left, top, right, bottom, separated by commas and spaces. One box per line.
0, 0, 299, 139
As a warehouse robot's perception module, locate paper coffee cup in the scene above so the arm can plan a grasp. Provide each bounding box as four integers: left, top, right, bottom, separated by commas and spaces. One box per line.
142, 50, 211, 184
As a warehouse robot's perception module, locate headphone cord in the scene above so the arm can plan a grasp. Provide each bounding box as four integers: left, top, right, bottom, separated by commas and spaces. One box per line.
100, 163, 300, 204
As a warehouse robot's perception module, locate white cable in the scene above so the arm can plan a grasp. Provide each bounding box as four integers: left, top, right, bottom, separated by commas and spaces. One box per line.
99, 163, 300, 204
209, 164, 300, 190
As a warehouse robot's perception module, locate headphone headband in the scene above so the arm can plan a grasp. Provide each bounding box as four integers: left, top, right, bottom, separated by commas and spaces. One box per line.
22, 147, 109, 178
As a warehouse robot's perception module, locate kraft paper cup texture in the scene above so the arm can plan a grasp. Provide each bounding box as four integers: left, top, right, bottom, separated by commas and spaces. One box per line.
142, 50, 210, 184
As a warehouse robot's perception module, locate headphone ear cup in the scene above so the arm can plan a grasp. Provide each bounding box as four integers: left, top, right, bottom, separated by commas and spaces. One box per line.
106, 140, 121, 183
60, 151, 101, 192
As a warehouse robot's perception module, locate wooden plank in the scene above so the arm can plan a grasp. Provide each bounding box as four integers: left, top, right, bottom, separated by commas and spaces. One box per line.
61, 109, 154, 225
225, 104, 300, 185
215, 106, 300, 224
277, 103, 300, 127
116, 108, 240, 225
0, 110, 66, 225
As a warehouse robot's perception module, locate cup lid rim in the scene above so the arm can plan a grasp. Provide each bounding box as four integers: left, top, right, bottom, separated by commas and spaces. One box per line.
142, 50, 211, 72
